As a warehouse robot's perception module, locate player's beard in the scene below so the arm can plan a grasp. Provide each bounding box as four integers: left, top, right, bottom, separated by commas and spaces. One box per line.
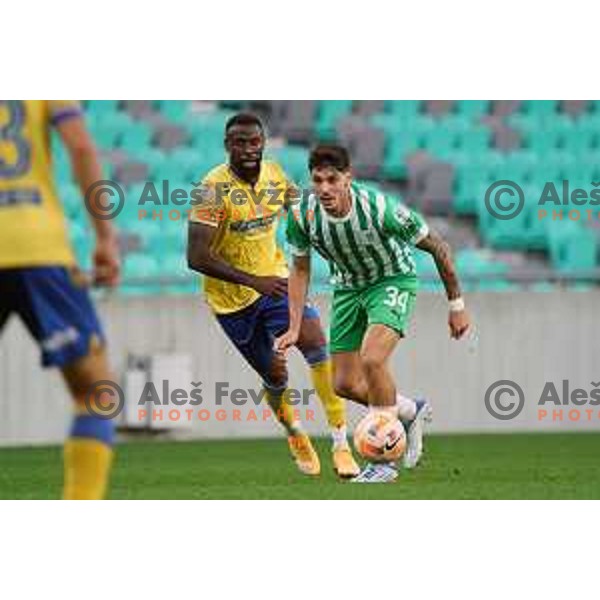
232, 152, 263, 181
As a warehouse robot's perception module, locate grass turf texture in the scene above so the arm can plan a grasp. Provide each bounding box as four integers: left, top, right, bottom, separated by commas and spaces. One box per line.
1, 432, 599, 499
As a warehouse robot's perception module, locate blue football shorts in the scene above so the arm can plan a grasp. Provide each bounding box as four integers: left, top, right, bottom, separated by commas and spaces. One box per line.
0, 266, 105, 368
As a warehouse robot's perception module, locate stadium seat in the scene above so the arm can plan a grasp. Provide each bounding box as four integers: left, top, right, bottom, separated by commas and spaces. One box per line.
84, 99, 120, 117
60, 183, 83, 219
422, 127, 457, 159
455, 100, 490, 119
385, 100, 421, 119
157, 100, 193, 123
354, 100, 385, 117
276, 101, 318, 144
315, 100, 354, 141
522, 100, 559, 118
135, 148, 168, 178
490, 100, 522, 117
118, 122, 155, 153
268, 146, 309, 183
547, 221, 598, 273
560, 100, 590, 118
455, 128, 491, 154
453, 167, 486, 215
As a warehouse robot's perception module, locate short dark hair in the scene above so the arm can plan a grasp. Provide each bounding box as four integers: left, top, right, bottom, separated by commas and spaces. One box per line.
308, 144, 351, 172
225, 112, 264, 134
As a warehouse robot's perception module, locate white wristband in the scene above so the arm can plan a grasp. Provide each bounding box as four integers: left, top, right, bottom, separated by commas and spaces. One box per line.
449, 297, 465, 312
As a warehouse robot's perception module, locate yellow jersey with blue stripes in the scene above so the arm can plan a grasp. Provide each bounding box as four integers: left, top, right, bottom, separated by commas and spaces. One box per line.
0, 100, 82, 269
190, 161, 292, 315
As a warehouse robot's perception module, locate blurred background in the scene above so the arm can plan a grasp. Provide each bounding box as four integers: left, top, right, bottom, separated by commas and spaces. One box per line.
55, 100, 600, 295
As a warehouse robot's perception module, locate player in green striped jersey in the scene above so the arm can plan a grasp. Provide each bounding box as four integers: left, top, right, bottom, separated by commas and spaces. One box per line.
275, 145, 470, 483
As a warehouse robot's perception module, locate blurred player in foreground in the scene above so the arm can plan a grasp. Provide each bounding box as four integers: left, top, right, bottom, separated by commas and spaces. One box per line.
0, 100, 121, 498
187, 113, 360, 478
276, 145, 470, 483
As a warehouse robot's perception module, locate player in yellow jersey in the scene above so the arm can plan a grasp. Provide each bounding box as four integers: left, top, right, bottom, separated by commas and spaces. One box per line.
187, 113, 359, 478
0, 100, 120, 499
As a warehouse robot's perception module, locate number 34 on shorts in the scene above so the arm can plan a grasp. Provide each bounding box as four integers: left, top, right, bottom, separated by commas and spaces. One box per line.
329, 278, 417, 353
383, 286, 411, 312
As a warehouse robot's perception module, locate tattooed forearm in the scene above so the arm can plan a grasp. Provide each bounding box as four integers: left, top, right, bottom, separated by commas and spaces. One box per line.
416, 231, 462, 300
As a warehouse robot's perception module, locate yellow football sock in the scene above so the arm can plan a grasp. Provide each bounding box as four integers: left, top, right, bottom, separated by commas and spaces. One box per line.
310, 359, 346, 429
63, 413, 115, 500
63, 439, 114, 500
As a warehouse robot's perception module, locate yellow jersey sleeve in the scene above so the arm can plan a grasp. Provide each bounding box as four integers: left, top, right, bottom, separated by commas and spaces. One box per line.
189, 177, 230, 228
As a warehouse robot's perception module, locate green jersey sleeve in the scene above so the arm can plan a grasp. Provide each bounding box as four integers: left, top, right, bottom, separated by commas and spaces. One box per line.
382, 194, 429, 245
286, 207, 311, 256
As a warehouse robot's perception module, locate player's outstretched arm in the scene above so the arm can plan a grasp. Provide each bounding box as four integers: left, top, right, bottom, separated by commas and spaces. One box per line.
187, 222, 287, 298
58, 117, 120, 287
274, 254, 311, 354
416, 230, 470, 339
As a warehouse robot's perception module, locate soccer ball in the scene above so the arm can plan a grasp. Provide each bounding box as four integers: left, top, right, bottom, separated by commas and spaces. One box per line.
353, 411, 406, 463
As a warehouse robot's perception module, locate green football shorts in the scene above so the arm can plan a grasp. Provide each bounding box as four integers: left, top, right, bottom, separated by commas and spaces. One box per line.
329, 275, 417, 354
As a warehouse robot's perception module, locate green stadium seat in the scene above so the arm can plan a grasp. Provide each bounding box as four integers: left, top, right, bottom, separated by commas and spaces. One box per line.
385, 101, 421, 119
453, 167, 486, 215
561, 125, 597, 154
158, 100, 192, 123
492, 150, 539, 182
422, 127, 456, 159
523, 130, 561, 155
522, 100, 559, 118
441, 115, 471, 131
185, 110, 237, 138
455, 100, 490, 118
455, 128, 491, 153
60, 183, 83, 218
84, 100, 120, 117
521, 186, 549, 250
118, 122, 155, 153
269, 146, 309, 183
135, 148, 168, 178
381, 133, 421, 180
546, 221, 597, 273
53, 155, 74, 186
87, 112, 135, 148
315, 101, 353, 141
371, 113, 404, 134
476, 183, 530, 249
121, 253, 161, 296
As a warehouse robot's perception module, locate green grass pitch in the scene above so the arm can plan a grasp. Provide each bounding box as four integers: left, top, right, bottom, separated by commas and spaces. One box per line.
1, 432, 599, 499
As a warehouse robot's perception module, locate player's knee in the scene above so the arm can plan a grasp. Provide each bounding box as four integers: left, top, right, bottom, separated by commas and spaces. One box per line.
266, 357, 288, 389
62, 347, 113, 404
359, 350, 384, 376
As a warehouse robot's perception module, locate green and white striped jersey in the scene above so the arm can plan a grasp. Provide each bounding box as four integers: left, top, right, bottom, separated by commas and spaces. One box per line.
286, 182, 429, 290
